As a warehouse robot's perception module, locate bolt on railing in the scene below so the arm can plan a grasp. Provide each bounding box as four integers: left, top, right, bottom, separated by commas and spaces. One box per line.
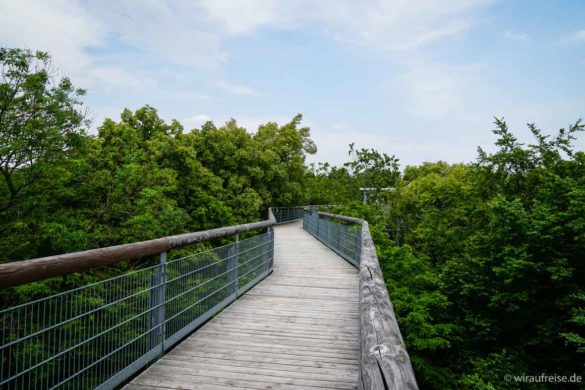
0, 208, 310, 389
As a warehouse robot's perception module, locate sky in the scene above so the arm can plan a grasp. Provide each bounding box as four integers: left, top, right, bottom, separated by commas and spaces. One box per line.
1, 0, 584, 167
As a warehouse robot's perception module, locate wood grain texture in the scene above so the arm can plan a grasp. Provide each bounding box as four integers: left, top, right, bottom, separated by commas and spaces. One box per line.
358, 222, 418, 390
0, 210, 276, 287
125, 221, 359, 389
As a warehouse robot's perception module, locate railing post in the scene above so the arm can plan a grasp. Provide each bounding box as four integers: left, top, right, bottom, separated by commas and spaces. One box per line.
268, 226, 274, 272
354, 227, 361, 266
316, 212, 321, 238
322, 215, 331, 245
150, 251, 167, 353
228, 234, 239, 297
158, 251, 167, 353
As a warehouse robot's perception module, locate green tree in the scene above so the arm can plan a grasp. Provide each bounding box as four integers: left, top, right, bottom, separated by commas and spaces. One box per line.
252, 114, 317, 206
306, 162, 360, 205
0, 48, 87, 211
345, 144, 399, 202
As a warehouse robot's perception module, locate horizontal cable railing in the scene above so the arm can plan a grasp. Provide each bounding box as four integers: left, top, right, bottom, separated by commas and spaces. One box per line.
302, 209, 418, 390
0, 209, 281, 389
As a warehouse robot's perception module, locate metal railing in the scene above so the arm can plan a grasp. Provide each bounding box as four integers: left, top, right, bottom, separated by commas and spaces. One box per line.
0, 206, 417, 390
270, 207, 305, 224
0, 210, 281, 389
302, 209, 418, 390
303, 210, 361, 268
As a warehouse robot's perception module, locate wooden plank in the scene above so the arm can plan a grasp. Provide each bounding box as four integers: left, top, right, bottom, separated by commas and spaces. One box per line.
192, 331, 359, 350
163, 349, 359, 369
139, 366, 356, 389
178, 339, 359, 360
154, 359, 357, 382
125, 383, 239, 390
178, 337, 360, 357
207, 320, 358, 335
131, 375, 334, 390
206, 323, 358, 337
211, 312, 359, 326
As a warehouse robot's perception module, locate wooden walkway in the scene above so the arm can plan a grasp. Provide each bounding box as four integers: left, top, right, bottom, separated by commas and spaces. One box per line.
125, 221, 359, 389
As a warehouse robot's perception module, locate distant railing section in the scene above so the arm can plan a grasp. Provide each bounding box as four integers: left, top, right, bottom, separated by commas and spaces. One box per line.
302, 209, 418, 390
271, 207, 305, 224
303, 210, 361, 268
0, 210, 279, 389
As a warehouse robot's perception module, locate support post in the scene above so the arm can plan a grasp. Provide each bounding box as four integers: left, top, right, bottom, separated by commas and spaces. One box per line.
150, 251, 167, 353
267, 226, 274, 272
354, 227, 361, 266
158, 251, 167, 354
228, 234, 239, 296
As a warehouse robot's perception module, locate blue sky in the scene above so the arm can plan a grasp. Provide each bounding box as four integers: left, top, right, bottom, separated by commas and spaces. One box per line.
1, 0, 584, 166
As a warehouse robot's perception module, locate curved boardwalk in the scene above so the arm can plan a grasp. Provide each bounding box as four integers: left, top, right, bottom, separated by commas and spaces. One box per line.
125, 221, 359, 389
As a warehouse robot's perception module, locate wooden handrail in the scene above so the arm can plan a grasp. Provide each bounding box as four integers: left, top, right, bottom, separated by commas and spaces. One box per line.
0, 209, 277, 288
315, 211, 418, 390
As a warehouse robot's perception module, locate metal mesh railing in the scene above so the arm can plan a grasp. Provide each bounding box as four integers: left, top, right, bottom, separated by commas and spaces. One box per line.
303, 211, 361, 268
0, 231, 274, 389
271, 207, 305, 224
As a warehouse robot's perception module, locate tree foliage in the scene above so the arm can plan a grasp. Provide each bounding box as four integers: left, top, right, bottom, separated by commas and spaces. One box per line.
0, 48, 87, 212
319, 119, 585, 389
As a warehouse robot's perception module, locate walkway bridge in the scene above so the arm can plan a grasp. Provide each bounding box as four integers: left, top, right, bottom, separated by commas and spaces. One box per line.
0, 208, 417, 389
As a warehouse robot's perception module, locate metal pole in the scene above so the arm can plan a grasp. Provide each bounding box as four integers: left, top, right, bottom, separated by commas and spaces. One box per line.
354, 228, 361, 266
228, 235, 239, 296
268, 227, 274, 272
158, 251, 167, 355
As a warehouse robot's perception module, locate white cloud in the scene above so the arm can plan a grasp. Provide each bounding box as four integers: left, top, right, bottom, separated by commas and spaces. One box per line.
558, 29, 585, 45
217, 81, 260, 96
85, 1, 227, 70
0, 0, 494, 99
86, 105, 124, 133
397, 61, 483, 117
183, 114, 212, 129
0, 0, 103, 75
387, 19, 475, 50
307, 124, 476, 167
504, 31, 530, 41
200, 0, 296, 35
198, 0, 493, 119
321, 0, 491, 51
571, 29, 585, 42
0, 0, 167, 92
85, 66, 157, 92
199, 0, 493, 51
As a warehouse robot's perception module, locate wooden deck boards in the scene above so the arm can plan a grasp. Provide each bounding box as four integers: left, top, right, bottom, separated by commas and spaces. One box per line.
126, 221, 359, 389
